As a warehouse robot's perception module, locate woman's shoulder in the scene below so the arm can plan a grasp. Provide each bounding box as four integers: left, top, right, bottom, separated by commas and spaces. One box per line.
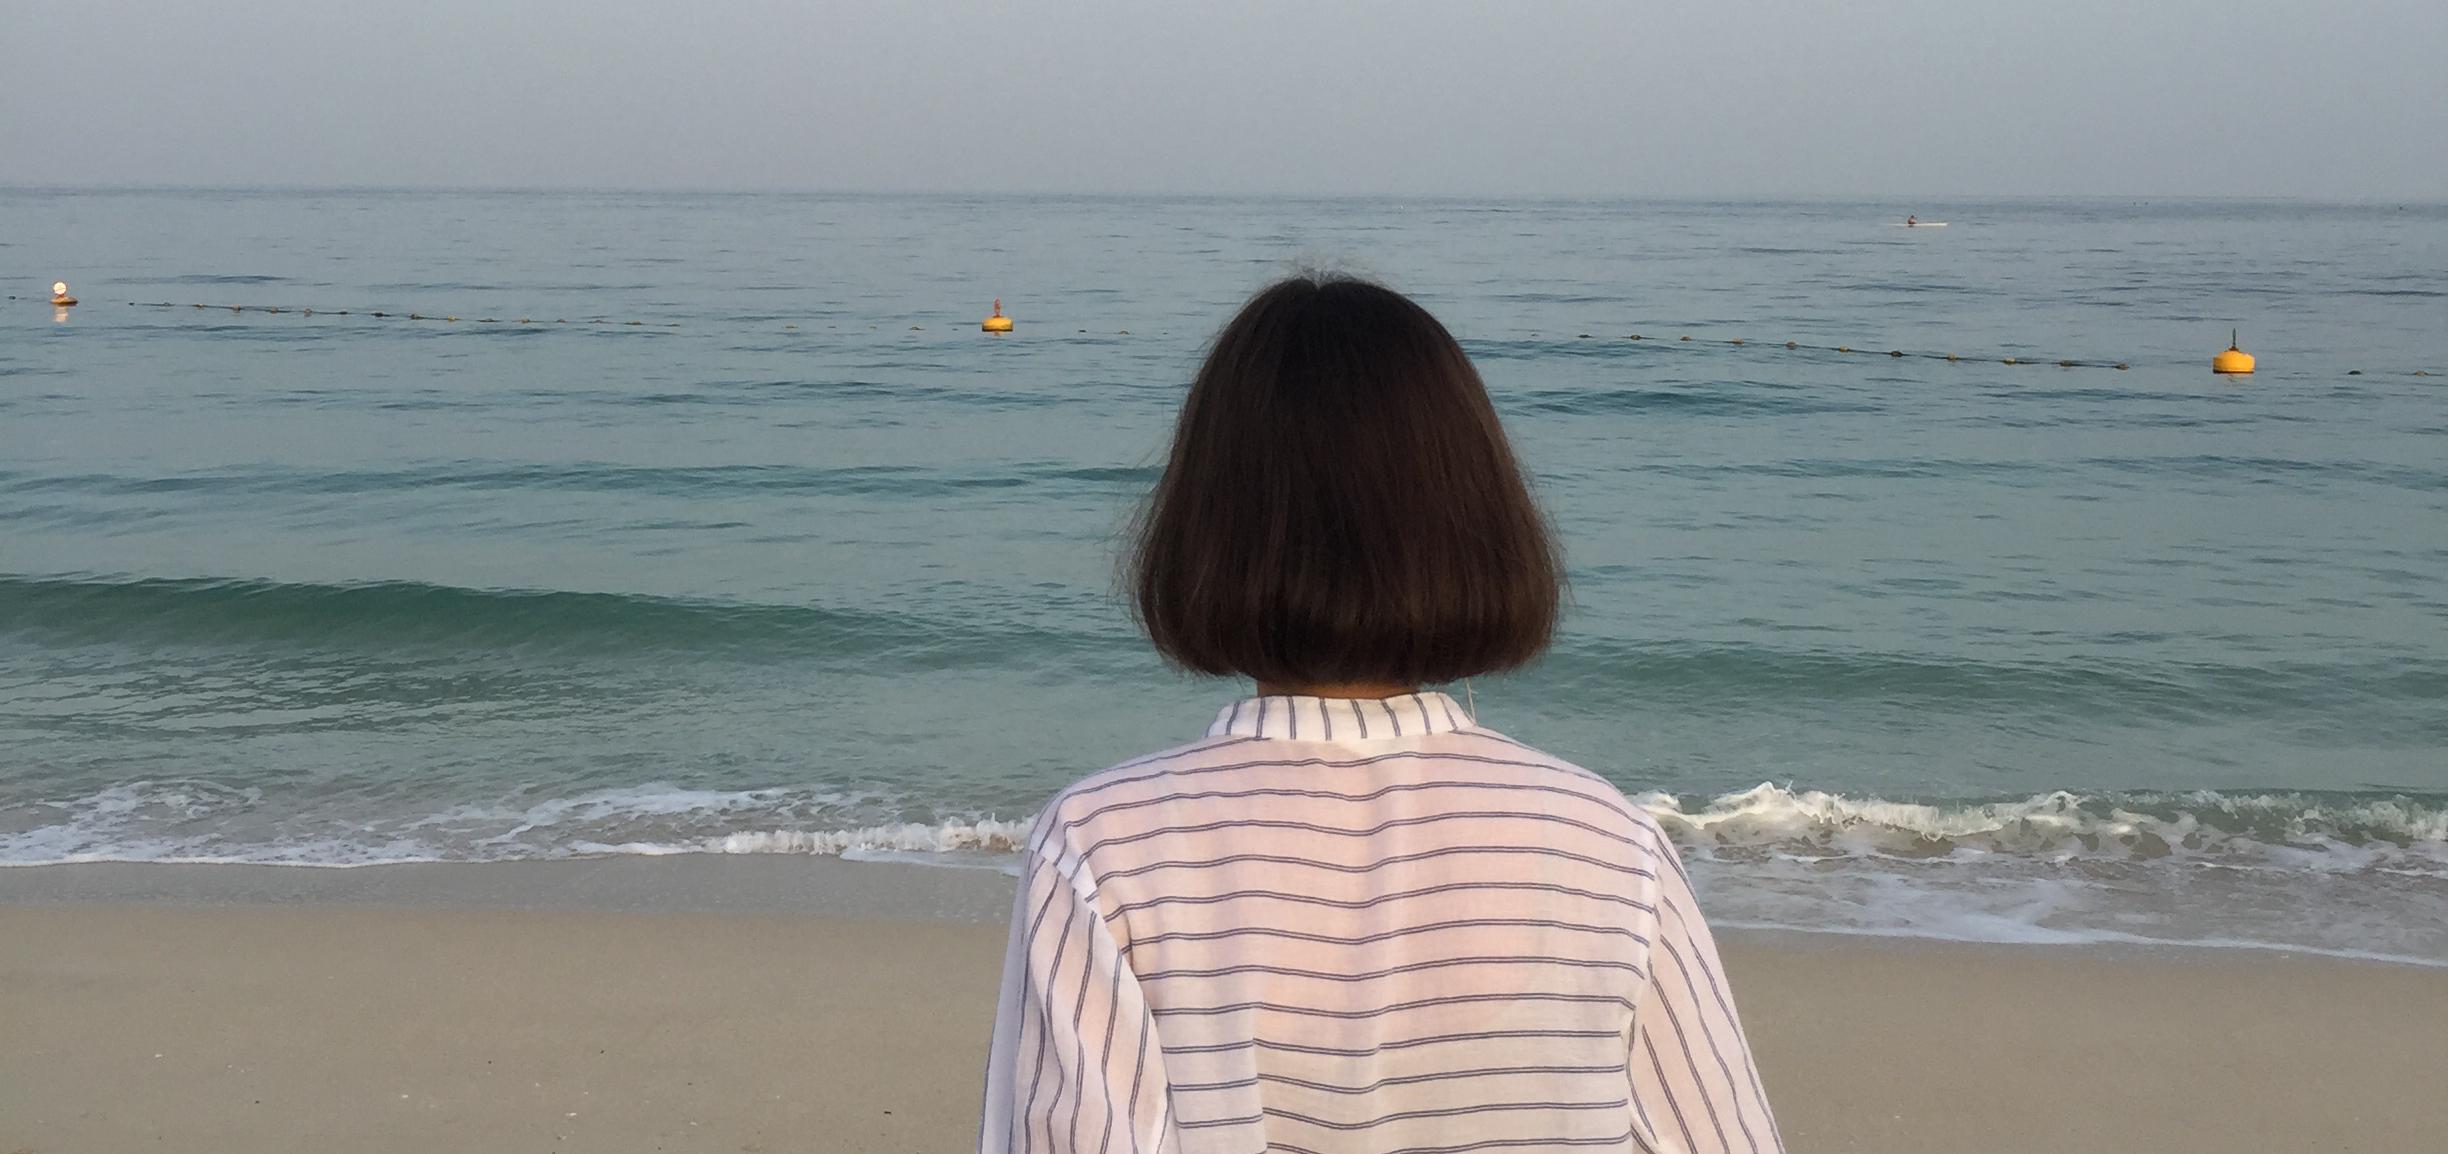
1441, 725, 1675, 837
1020, 733, 1264, 850
1028, 726, 1672, 856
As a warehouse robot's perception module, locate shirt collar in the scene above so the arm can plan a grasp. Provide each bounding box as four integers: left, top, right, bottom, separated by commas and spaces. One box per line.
1206, 691, 1472, 741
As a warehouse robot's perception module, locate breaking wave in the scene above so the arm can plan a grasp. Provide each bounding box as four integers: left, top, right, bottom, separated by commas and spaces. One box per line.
4, 779, 2443, 962
1641, 783, 2448, 876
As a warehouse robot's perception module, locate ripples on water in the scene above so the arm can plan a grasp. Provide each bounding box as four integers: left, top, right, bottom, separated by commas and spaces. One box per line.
2, 191, 2443, 959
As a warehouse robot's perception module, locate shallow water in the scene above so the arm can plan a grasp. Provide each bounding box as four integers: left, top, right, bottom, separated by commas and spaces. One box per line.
3, 190, 2444, 959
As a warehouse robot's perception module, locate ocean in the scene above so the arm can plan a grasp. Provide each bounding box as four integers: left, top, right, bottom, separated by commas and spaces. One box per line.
3, 189, 2443, 962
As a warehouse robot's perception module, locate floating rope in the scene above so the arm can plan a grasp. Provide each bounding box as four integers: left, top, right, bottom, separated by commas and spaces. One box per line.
1579, 332, 2439, 377
12, 295, 2437, 378
1603, 331, 2132, 371
15, 299, 681, 329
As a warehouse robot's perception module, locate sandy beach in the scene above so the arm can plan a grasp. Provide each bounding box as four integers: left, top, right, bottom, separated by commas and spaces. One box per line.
3, 859, 2443, 1153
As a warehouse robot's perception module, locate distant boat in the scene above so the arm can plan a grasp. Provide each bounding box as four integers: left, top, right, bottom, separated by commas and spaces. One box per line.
1893, 217, 1950, 228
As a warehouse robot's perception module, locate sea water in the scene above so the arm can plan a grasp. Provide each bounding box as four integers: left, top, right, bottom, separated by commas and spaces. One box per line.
3, 190, 2443, 961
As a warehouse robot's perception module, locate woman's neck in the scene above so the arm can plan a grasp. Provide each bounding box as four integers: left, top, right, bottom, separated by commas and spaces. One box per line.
1254, 680, 1419, 700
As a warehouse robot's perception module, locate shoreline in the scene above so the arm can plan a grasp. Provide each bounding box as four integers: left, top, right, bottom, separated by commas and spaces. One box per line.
0, 855, 1020, 921
5, 862, 2444, 1153
5, 855, 2443, 969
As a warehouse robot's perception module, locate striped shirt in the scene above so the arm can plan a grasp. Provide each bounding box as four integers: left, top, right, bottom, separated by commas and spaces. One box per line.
980, 692, 1780, 1154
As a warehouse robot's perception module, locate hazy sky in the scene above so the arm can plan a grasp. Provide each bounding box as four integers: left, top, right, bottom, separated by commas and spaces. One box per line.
5, 1, 2443, 198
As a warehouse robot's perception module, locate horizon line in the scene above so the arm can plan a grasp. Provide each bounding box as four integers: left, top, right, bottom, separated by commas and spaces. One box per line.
4, 182, 2444, 208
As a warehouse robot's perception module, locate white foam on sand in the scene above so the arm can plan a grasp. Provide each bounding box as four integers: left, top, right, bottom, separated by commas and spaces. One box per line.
6, 778, 2444, 964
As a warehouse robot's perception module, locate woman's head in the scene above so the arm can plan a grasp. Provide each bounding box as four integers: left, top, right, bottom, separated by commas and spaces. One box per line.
1132, 273, 1561, 689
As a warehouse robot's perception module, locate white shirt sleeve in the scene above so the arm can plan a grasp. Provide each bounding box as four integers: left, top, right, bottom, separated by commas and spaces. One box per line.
1627, 836, 1785, 1154
980, 833, 1176, 1154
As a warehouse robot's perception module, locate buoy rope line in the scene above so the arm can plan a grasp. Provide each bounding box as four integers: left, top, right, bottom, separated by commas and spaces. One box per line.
1564, 331, 2435, 377
13, 296, 2437, 378
14, 298, 682, 329
1604, 331, 2134, 371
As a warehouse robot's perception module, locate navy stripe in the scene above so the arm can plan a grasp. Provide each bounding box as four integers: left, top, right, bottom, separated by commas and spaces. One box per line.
1628, 1066, 1664, 1154
1018, 877, 1079, 1154
1069, 773, 1647, 843
1054, 736, 1264, 829
1167, 1076, 1259, 1094
1659, 933, 1762, 1154
1655, 834, 1698, 889
1164, 1027, 1622, 1059
1059, 746, 1628, 818
1455, 727, 1621, 786
1152, 990, 1636, 1020
1276, 1130, 1640, 1154
1207, 694, 1488, 743
1171, 1111, 1264, 1130
1098, 842, 1656, 887
1640, 1025, 1699, 1154
1117, 733, 1258, 772
1138, 954, 1643, 985
1078, 807, 1657, 867
1010, 868, 1067, 1154
1671, 911, 1785, 1151
1123, 1008, 1150, 1154
1047, 753, 1674, 863
1060, 905, 1101, 1154
1128, 916, 1647, 952
1106, 878, 1657, 921
1174, 1063, 1627, 1096
1266, 1098, 1630, 1132
1094, 958, 1122, 1154
1650, 957, 1732, 1154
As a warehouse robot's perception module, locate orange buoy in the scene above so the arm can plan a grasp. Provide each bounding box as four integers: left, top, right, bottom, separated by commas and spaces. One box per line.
50, 280, 77, 307
982, 299, 1014, 333
2212, 330, 2255, 375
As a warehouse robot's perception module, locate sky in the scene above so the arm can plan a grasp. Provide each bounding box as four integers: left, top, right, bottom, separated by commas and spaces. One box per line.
4, 1, 2444, 199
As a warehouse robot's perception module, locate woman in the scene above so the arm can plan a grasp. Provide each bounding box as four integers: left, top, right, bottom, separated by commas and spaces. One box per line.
981, 275, 1780, 1154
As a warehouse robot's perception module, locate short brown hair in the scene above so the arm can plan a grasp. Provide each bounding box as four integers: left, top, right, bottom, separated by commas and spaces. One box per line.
1131, 274, 1562, 687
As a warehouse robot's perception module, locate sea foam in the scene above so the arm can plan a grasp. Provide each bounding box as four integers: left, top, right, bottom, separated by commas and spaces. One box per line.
6, 779, 2443, 963
1638, 783, 2448, 876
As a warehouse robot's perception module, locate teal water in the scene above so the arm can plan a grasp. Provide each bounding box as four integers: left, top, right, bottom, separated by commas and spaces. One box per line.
4, 191, 2445, 959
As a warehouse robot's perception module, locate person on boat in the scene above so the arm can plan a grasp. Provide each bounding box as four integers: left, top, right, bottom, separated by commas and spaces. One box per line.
1907, 215, 1918, 227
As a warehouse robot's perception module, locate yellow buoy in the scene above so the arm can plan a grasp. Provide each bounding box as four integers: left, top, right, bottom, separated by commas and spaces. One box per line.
982, 299, 1014, 333
2212, 330, 2255, 375
50, 280, 77, 307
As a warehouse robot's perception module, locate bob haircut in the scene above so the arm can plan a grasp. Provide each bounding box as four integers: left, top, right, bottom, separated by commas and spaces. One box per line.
1132, 274, 1562, 688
